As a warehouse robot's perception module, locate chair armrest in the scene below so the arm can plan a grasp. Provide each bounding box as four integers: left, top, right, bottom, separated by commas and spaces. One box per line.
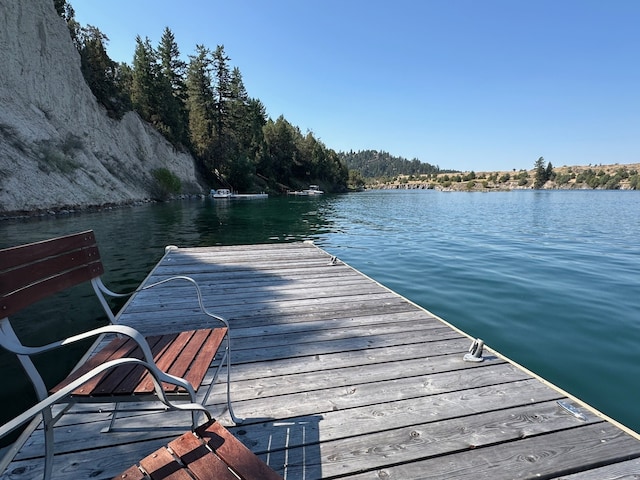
140, 275, 230, 330
8, 324, 152, 359
0, 357, 212, 440
95, 274, 229, 330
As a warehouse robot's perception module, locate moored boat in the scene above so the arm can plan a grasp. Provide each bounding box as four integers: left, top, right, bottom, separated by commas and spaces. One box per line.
304, 185, 324, 195
211, 188, 233, 198
288, 185, 324, 196
210, 189, 268, 200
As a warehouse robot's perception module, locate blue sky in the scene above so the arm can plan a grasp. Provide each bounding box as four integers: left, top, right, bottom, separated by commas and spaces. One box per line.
71, 0, 640, 172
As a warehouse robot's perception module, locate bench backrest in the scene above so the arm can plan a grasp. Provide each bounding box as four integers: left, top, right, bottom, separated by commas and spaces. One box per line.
0, 230, 104, 318
0, 230, 108, 402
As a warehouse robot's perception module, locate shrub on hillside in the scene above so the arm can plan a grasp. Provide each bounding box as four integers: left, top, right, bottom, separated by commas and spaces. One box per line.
152, 168, 181, 199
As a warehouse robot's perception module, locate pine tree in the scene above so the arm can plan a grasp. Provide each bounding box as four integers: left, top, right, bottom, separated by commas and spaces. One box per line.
262, 116, 295, 182
210, 45, 232, 172
534, 156, 547, 189
158, 28, 188, 145
545, 161, 555, 182
77, 26, 113, 104
212, 46, 232, 129
131, 36, 160, 123
224, 67, 255, 189
76, 25, 130, 118
186, 45, 215, 165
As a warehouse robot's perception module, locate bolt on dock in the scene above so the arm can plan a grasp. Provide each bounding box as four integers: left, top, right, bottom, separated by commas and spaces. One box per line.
2, 242, 640, 479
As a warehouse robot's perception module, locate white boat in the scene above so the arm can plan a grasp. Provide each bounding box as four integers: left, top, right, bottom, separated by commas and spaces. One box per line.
304, 185, 324, 195
210, 189, 267, 200
288, 185, 324, 196
211, 188, 233, 199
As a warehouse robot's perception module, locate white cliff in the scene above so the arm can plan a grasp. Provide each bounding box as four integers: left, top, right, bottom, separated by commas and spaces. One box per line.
0, 0, 204, 216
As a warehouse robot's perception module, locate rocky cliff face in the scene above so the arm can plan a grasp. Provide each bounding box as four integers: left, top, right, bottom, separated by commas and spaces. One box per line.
0, 0, 204, 216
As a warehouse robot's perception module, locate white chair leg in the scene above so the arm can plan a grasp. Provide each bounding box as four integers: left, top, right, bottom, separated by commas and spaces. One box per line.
224, 345, 242, 424
42, 408, 54, 480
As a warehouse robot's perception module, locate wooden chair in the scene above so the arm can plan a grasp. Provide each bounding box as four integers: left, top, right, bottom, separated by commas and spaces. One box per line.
116, 419, 283, 480
0, 230, 239, 479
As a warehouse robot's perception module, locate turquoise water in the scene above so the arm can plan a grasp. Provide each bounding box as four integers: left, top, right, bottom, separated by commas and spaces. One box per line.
317, 190, 640, 434
1, 190, 639, 435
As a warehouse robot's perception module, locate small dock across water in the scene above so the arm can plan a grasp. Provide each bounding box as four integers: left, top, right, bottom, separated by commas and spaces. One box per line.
2, 242, 640, 478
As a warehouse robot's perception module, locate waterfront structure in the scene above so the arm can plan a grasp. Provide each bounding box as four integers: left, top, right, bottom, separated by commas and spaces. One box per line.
2, 242, 639, 478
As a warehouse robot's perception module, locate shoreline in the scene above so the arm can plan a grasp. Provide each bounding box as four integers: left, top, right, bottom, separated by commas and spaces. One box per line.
371, 162, 640, 192
3, 163, 638, 220
0, 194, 206, 222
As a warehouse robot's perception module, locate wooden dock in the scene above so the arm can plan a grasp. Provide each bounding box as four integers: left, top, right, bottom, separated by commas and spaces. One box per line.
3, 242, 640, 479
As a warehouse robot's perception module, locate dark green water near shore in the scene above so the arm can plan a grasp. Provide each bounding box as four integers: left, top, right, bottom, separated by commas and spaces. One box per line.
1, 189, 639, 436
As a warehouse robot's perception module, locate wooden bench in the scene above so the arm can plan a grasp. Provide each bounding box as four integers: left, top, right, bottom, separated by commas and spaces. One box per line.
0, 230, 241, 479
116, 420, 283, 480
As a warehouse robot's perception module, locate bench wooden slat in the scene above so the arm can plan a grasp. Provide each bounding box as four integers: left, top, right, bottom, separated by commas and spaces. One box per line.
87, 339, 159, 396
112, 335, 176, 395
135, 331, 197, 394
0, 262, 104, 318
197, 421, 283, 480
178, 328, 226, 390
168, 431, 238, 480
0, 246, 101, 294
117, 465, 146, 480
69, 335, 174, 396
0, 230, 97, 271
49, 337, 133, 394
138, 443, 193, 480
0, 231, 104, 317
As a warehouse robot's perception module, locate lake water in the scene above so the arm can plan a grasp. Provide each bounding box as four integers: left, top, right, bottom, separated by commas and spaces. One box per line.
1, 189, 639, 437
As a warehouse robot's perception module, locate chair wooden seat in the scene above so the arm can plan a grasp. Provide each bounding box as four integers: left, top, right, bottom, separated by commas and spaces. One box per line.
50, 328, 227, 398
116, 420, 283, 480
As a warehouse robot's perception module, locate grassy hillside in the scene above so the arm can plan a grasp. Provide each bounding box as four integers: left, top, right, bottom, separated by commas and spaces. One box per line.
372, 163, 640, 191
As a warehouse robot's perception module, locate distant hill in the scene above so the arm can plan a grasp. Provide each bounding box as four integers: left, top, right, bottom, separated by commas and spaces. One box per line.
339, 150, 453, 179
374, 163, 640, 191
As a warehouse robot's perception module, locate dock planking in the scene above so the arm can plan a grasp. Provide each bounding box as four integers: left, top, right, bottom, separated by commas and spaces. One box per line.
2, 242, 640, 479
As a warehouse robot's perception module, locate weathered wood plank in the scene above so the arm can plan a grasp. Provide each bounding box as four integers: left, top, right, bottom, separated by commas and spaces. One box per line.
227, 328, 464, 366
208, 364, 532, 421
222, 353, 500, 401
227, 310, 442, 339
230, 380, 565, 454
118, 299, 423, 333
225, 341, 489, 381
131, 273, 389, 300
279, 401, 608, 478
345, 423, 640, 479
122, 289, 404, 315
554, 457, 640, 478
6, 437, 190, 480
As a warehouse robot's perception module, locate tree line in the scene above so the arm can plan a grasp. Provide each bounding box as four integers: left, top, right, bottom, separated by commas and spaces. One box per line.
55, 1, 348, 193
339, 150, 448, 182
